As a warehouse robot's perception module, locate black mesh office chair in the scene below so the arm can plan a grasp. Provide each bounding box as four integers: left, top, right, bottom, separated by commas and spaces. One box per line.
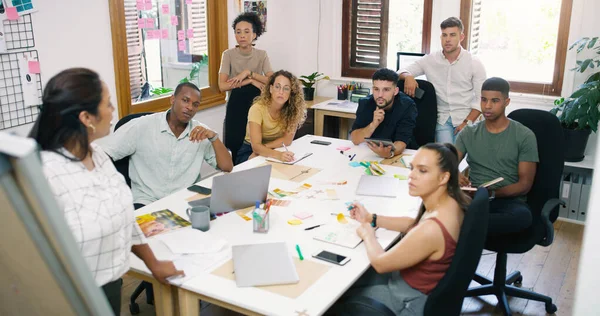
465, 109, 565, 315
397, 80, 437, 148
337, 188, 490, 316
108, 112, 154, 315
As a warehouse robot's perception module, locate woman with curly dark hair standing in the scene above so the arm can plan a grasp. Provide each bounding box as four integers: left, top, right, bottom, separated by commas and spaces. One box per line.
219, 12, 273, 162
235, 70, 306, 164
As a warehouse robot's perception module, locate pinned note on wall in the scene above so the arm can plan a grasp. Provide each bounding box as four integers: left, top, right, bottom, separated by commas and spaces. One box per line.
145, 2, 152, 10
147, 30, 155, 40
161, 4, 169, 14
186, 0, 193, 4
28, 61, 40, 74
161, 29, 169, 39
146, 18, 155, 28
137, 18, 146, 29
178, 40, 186, 51
171, 15, 178, 26
177, 30, 185, 41
136, 2, 144, 10
187, 29, 194, 38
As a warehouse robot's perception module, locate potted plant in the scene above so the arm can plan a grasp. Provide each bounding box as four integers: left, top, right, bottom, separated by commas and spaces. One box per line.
550, 36, 600, 162
299, 72, 330, 101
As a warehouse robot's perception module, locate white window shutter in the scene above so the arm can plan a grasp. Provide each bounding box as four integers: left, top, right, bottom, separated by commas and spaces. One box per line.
351, 0, 388, 68
125, 0, 144, 101
187, 0, 208, 56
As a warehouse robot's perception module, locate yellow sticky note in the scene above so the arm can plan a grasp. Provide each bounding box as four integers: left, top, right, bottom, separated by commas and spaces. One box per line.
337, 213, 348, 224
287, 219, 303, 225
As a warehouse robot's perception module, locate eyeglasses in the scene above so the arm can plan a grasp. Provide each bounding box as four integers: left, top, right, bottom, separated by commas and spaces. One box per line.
273, 84, 291, 93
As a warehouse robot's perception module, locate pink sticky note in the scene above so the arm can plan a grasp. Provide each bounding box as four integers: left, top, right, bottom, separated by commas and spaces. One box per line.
146, 30, 155, 40
6, 7, 18, 20
171, 15, 178, 26
178, 40, 186, 51
186, 0, 193, 4
186, 29, 194, 38
146, 18, 155, 28
154, 30, 162, 39
136, 2, 144, 10
161, 29, 169, 39
137, 18, 146, 29
161, 4, 169, 14
144, 2, 152, 10
28, 61, 41, 74
136, 0, 144, 3
177, 30, 185, 41
144, 0, 151, 3
336, 146, 351, 151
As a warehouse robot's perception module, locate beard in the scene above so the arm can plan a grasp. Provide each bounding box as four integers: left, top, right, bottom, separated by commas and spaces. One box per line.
376, 97, 393, 109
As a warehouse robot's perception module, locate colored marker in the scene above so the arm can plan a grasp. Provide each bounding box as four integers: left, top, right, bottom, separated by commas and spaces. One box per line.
296, 244, 304, 260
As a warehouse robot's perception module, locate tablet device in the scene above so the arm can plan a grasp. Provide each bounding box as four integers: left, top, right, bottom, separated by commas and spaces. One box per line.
364, 138, 396, 152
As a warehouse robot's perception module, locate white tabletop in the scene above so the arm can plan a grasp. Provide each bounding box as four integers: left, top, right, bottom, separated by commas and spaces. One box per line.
310, 100, 359, 115
130, 135, 421, 316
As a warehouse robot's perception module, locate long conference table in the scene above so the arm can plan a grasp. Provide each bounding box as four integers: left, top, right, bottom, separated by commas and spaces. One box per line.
127, 135, 421, 316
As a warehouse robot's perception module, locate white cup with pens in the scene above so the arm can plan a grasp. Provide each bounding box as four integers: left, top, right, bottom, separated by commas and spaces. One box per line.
252, 200, 271, 233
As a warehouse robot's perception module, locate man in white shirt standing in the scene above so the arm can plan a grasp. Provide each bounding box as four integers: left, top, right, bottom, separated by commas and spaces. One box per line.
398, 17, 486, 144
98, 82, 234, 209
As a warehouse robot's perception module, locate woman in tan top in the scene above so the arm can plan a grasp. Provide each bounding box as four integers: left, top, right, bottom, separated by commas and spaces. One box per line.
235, 70, 306, 164
219, 12, 273, 162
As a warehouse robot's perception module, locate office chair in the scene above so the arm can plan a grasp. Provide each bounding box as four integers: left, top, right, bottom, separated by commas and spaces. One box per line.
337, 188, 490, 316
397, 80, 437, 148
108, 112, 154, 315
465, 109, 565, 315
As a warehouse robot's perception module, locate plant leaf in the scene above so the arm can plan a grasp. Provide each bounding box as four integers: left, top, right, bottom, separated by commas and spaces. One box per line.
569, 37, 589, 50
588, 37, 598, 49
586, 72, 600, 83
581, 59, 592, 72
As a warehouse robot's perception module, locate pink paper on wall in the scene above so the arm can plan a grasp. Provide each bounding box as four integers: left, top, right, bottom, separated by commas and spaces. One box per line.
154, 30, 162, 39
161, 4, 169, 14
136, 2, 145, 10
171, 15, 178, 26
146, 30, 155, 40
161, 29, 169, 39
144, 0, 151, 3
146, 18, 155, 28
137, 18, 146, 29
144, 2, 152, 10
186, 0, 193, 4
186, 29, 194, 38
178, 41, 186, 51
28, 61, 41, 74
6, 7, 18, 20
177, 30, 185, 41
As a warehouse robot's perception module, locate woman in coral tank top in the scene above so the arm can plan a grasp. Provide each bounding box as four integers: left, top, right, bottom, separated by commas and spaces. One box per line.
333, 143, 471, 315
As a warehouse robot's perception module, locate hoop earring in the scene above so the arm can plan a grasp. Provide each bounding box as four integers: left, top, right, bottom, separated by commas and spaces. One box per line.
88, 124, 96, 134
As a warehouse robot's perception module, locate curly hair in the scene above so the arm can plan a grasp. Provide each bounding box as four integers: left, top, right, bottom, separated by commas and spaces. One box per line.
253, 70, 306, 133
232, 12, 264, 39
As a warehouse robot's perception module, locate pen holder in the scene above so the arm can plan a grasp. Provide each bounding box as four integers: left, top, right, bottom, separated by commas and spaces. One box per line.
337, 89, 348, 100
347, 90, 353, 101
252, 210, 270, 233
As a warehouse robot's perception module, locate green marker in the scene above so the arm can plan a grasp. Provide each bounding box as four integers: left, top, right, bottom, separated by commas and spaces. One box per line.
296, 244, 304, 261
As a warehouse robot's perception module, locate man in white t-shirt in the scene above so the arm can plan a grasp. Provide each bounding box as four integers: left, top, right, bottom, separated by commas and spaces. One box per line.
398, 17, 487, 144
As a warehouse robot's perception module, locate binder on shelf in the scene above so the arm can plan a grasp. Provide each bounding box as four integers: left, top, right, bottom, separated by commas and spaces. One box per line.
559, 173, 571, 219
568, 174, 582, 220
578, 174, 592, 222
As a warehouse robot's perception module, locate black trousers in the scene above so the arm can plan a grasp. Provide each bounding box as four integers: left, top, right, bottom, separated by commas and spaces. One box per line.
101, 278, 123, 316
224, 84, 261, 162
488, 198, 533, 236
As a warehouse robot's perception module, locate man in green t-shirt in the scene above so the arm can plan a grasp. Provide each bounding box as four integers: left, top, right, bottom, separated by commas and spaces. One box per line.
455, 77, 538, 235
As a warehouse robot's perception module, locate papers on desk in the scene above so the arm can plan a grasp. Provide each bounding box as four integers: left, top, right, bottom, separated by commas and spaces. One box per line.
313, 220, 363, 249
155, 228, 227, 254
266, 152, 313, 165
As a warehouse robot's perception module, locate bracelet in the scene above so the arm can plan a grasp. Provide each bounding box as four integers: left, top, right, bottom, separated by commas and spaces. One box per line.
371, 213, 378, 227
208, 134, 218, 143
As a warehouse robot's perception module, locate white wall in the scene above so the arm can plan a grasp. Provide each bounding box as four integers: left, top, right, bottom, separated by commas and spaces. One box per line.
4, 0, 117, 137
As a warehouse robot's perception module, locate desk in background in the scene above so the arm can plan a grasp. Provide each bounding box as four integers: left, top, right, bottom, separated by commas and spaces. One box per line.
128, 135, 420, 315
311, 99, 358, 140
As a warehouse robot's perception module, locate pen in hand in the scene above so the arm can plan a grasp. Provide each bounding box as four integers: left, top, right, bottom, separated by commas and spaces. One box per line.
282, 142, 289, 152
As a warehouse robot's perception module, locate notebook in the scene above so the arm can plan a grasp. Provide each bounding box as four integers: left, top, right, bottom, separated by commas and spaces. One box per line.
266, 152, 313, 165
355, 175, 399, 198
461, 177, 504, 191
313, 224, 363, 249
232, 242, 299, 287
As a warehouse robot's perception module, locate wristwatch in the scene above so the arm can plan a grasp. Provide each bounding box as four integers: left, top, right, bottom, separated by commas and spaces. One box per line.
489, 190, 496, 201
389, 150, 395, 158
208, 133, 219, 143
371, 213, 378, 227
249, 71, 253, 79
463, 119, 474, 126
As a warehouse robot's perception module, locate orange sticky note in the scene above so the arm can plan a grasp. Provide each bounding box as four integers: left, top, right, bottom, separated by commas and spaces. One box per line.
6, 7, 18, 20
28, 61, 41, 74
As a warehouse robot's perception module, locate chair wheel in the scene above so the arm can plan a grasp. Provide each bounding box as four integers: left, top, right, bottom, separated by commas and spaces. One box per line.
129, 303, 140, 315
514, 275, 523, 286
545, 303, 557, 314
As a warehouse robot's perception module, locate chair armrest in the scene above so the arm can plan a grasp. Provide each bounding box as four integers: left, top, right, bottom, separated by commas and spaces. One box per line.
538, 198, 566, 247
336, 295, 396, 316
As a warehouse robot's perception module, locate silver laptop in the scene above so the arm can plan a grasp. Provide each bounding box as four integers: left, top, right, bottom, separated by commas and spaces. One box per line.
355, 174, 399, 198
190, 165, 271, 214
232, 242, 299, 287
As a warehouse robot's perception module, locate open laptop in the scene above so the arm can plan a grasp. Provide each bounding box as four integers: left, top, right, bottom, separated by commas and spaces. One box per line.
232, 242, 299, 287
190, 165, 272, 214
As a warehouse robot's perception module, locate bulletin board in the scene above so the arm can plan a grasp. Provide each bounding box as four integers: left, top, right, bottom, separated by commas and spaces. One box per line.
0, 5, 42, 130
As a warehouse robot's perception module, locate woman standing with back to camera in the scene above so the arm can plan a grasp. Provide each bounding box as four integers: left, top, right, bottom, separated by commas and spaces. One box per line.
219, 12, 273, 162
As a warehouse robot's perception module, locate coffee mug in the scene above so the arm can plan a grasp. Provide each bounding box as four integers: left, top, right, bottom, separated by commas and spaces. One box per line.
186, 205, 210, 232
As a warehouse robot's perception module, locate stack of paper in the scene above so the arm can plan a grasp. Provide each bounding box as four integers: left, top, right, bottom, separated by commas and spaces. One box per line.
155, 228, 227, 254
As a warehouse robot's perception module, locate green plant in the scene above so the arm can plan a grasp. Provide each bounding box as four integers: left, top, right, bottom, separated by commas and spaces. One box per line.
299, 72, 330, 89
550, 37, 600, 132
150, 87, 173, 96
180, 60, 205, 84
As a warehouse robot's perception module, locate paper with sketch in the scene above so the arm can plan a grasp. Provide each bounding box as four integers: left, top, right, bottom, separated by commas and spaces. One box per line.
266, 152, 313, 165
155, 228, 227, 254
313, 220, 363, 249
167, 247, 231, 286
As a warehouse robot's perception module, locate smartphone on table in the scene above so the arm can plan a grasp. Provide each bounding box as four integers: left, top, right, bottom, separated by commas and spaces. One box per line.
187, 184, 212, 195
310, 140, 332, 146
312, 250, 351, 266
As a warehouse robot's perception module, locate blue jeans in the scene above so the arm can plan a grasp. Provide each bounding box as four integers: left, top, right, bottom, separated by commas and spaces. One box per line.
436, 117, 457, 144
